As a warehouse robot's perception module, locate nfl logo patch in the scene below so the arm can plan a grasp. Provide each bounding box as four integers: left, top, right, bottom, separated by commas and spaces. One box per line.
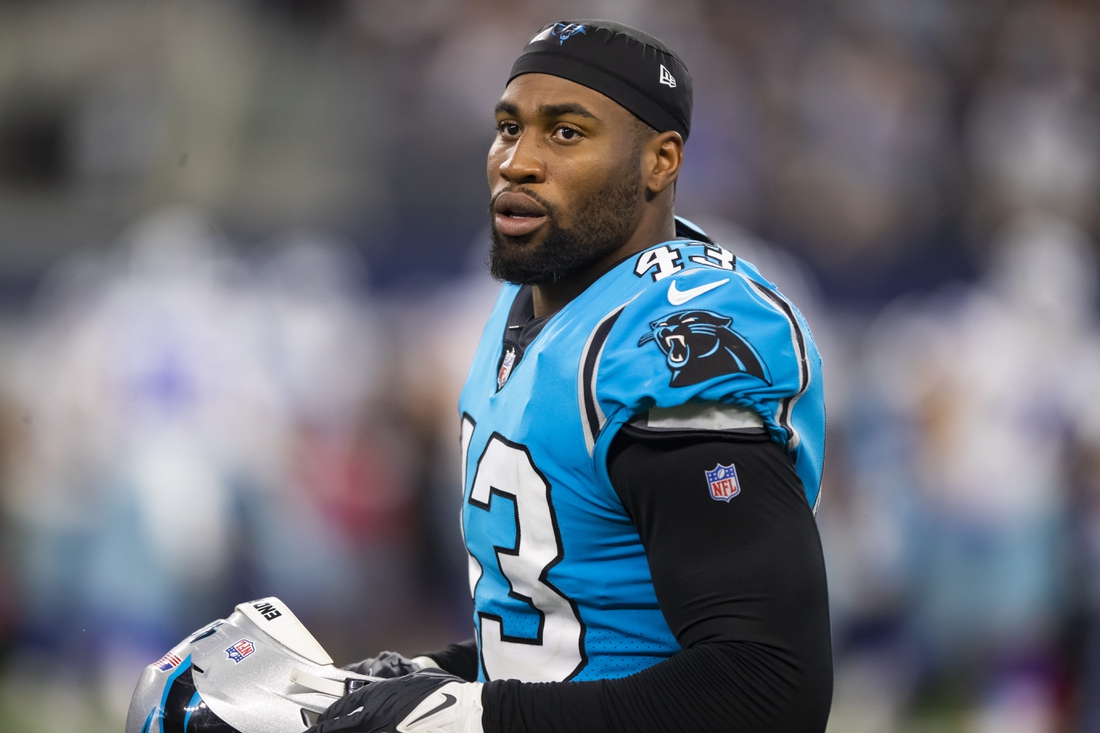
705, 463, 741, 502
225, 639, 255, 664
497, 347, 516, 389
155, 651, 182, 672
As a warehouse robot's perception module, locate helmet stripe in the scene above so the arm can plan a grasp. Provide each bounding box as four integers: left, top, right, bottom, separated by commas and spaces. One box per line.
163, 666, 197, 733
158, 655, 194, 733
182, 691, 201, 732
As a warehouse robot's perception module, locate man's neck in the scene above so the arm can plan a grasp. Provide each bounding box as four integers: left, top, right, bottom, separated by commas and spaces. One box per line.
531, 213, 676, 318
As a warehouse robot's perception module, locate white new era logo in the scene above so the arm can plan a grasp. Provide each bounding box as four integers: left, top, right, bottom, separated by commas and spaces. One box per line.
659, 64, 676, 88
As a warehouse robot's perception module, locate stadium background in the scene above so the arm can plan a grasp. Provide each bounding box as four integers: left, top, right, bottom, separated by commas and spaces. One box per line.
0, 1, 1098, 731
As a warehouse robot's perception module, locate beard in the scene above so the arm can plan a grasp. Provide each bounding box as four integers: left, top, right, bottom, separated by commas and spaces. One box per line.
488, 172, 643, 286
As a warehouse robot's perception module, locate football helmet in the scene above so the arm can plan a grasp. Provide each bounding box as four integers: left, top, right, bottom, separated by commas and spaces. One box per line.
125, 597, 372, 733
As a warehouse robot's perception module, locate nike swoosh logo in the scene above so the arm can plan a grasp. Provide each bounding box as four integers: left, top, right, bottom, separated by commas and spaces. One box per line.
408, 693, 457, 725
667, 277, 730, 305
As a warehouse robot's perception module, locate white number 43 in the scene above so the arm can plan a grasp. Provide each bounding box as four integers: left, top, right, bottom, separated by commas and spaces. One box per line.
460, 416, 585, 682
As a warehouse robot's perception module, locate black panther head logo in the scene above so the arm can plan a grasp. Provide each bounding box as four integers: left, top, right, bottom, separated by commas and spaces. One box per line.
638, 310, 771, 387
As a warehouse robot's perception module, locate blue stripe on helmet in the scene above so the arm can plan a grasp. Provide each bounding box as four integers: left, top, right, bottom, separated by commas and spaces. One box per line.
157, 655, 193, 733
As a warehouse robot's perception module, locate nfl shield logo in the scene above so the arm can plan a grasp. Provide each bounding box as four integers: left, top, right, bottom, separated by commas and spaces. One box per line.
225, 639, 255, 664
497, 347, 516, 389
705, 463, 741, 502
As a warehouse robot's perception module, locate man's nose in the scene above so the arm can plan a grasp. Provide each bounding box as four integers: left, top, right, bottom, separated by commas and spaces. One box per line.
498, 134, 545, 184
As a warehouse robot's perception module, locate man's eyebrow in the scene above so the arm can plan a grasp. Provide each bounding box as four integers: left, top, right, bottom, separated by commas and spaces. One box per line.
494, 100, 519, 117
493, 100, 599, 122
538, 102, 598, 121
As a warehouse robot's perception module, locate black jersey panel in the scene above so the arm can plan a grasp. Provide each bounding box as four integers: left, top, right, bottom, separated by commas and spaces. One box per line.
480, 429, 832, 733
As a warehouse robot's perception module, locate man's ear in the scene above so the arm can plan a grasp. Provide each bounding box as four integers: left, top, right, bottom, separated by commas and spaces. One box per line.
644, 131, 683, 195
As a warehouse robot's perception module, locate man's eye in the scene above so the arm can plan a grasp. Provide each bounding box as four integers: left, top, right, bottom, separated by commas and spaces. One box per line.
555, 126, 579, 141
499, 122, 520, 136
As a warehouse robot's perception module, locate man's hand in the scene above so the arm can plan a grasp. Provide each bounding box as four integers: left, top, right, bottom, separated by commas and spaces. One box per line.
343, 651, 435, 679
306, 668, 483, 733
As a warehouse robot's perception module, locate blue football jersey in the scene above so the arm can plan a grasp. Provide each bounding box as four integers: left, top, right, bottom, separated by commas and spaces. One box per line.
458, 236, 824, 683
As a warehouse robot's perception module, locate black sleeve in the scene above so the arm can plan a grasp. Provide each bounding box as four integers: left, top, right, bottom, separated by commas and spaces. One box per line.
482, 427, 832, 733
422, 638, 480, 682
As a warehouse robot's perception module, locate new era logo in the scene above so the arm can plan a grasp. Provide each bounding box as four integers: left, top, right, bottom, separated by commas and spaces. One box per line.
659, 64, 677, 88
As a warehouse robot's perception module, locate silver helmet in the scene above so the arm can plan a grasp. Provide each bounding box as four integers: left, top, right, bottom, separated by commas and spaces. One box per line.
125, 597, 372, 733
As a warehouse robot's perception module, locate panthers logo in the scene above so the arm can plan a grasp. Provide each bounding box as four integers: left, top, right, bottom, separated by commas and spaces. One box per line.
551, 22, 587, 44
638, 310, 770, 387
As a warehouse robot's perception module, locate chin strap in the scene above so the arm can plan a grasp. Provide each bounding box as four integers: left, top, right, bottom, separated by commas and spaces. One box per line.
291, 668, 348, 698
290, 668, 376, 698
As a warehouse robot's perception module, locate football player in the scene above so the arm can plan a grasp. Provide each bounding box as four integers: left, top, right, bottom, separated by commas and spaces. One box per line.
308, 19, 831, 733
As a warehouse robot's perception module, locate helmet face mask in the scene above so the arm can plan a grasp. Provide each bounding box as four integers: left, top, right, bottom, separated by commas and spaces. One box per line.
126, 597, 372, 733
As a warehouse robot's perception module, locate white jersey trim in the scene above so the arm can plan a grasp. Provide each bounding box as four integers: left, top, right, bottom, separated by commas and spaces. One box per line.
644, 402, 765, 431
579, 296, 640, 455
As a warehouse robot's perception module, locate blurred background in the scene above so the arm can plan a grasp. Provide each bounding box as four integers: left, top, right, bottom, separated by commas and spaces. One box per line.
0, 0, 1097, 731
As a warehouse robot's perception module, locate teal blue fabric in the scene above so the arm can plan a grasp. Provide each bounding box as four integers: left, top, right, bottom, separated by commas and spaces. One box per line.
459, 237, 824, 683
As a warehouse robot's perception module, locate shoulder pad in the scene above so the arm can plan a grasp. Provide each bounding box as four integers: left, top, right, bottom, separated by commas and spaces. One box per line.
589, 241, 818, 449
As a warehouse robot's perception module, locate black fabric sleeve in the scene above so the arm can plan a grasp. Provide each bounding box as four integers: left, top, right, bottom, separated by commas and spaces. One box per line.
422, 638, 480, 682
482, 427, 832, 733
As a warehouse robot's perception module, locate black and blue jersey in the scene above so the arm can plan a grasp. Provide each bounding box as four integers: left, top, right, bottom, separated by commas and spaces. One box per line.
458, 236, 825, 684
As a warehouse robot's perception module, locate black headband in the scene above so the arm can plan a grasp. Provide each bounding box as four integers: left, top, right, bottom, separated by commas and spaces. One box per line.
508, 20, 693, 141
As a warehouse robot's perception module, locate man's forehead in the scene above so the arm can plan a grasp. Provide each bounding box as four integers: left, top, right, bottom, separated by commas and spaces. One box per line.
497, 73, 624, 119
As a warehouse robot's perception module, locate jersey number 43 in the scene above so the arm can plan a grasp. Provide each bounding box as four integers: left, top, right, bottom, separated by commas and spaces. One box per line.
460, 415, 585, 682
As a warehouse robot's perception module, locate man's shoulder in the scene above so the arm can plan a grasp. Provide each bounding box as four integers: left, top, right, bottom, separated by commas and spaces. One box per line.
588, 238, 819, 420
612, 239, 811, 367
616, 236, 794, 311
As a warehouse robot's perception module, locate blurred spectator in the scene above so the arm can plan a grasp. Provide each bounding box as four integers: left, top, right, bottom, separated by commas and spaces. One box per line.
853, 213, 1100, 728
0, 208, 417, 727
770, 29, 950, 275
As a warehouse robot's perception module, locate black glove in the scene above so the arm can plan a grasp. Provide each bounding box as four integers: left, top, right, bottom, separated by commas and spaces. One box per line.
343, 650, 425, 679
306, 668, 484, 733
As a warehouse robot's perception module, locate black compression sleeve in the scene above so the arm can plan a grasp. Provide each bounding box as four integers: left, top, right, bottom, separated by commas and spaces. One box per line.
482, 428, 832, 733
423, 638, 480, 682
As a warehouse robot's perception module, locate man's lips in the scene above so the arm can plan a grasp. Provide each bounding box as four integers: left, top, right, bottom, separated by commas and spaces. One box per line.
493, 192, 548, 238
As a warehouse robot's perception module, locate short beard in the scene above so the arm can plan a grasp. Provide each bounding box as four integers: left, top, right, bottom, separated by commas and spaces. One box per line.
488, 172, 643, 286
